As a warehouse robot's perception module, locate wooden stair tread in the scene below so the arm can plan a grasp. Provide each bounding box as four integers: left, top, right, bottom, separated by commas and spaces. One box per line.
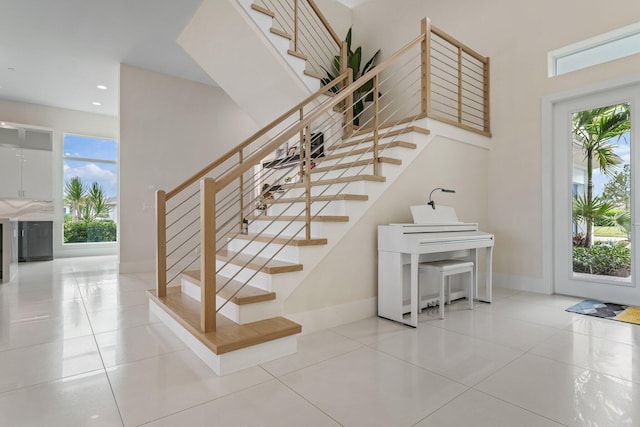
271, 194, 368, 203
335, 126, 430, 149
182, 270, 275, 305
311, 157, 401, 173
217, 249, 303, 274
246, 215, 349, 222
303, 69, 323, 79
227, 233, 328, 246
251, 3, 275, 17
270, 27, 292, 40
321, 141, 417, 161
148, 288, 300, 355
282, 174, 386, 189
287, 49, 308, 60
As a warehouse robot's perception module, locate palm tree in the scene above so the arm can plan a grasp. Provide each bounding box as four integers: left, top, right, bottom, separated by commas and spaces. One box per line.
86, 182, 111, 220
573, 104, 630, 247
64, 176, 86, 223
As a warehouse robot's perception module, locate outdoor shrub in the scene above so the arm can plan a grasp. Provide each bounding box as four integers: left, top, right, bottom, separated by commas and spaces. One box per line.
64, 220, 116, 243
64, 221, 88, 243
573, 241, 631, 276
87, 220, 117, 242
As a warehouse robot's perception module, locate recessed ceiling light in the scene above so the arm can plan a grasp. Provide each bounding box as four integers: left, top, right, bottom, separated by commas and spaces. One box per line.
96, 85, 107, 90
92, 101, 102, 106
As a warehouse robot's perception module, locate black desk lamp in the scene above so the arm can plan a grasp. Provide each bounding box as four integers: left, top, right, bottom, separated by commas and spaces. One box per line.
427, 188, 456, 209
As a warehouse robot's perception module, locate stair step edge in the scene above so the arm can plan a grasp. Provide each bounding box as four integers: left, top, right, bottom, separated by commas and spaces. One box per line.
251, 3, 275, 17
217, 249, 303, 274
270, 27, 292, 40
227, 233, 328, 246
182, 271, 276, 305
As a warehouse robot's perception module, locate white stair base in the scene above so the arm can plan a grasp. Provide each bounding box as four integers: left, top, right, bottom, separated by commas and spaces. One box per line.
149, 299, 297, 376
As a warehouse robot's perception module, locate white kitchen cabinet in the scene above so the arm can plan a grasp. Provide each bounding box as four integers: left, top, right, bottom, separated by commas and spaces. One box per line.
0, 125, 52, 201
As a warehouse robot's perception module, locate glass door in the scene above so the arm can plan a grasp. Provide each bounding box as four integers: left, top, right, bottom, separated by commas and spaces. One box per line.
553, 85, 640, 304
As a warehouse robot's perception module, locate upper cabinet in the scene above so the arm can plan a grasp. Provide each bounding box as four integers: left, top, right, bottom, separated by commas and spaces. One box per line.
0, 125, 52, 201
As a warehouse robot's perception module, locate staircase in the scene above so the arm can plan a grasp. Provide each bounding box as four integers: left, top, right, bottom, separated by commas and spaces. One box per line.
151, 4, 491, 376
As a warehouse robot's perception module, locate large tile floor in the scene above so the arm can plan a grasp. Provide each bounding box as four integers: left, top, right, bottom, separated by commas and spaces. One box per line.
1, 257, 640, 426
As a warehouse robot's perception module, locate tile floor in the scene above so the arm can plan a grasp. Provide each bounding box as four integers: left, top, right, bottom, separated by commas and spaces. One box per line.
1, 256, 640, 426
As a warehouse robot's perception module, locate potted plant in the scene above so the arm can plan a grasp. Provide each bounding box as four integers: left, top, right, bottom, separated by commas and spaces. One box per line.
321, 27, 381, 126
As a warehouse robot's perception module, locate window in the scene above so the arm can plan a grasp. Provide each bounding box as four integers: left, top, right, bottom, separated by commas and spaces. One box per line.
548, 22, 640, 77
62, 134, 118, 244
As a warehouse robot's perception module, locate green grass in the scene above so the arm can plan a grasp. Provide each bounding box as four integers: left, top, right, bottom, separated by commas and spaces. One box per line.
594, 226, 626, 238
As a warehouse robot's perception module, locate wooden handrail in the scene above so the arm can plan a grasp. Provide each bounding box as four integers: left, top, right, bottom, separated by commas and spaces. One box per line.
165, 71, 349, 200
305, 0, 341, 47
431, 25, 488, 64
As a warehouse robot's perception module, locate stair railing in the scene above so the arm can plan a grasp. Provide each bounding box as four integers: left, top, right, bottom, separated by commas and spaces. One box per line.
254, 0, 347, 81
155, 18, 491, 333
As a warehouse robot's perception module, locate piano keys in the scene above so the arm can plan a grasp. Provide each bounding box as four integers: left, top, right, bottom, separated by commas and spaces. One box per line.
378, 205, 494, 327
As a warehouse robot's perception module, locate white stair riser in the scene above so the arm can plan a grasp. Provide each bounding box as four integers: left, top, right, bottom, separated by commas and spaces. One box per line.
266, 31, 291, 53
227, 238, 300, 263
181, 278, 281, 324
248, 219, 324, 238
268, 199, 346, 216
216, 260, 273, 291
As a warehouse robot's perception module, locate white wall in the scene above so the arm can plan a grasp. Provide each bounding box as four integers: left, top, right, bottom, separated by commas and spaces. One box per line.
119, 64, 259, 273
352, 0, 640, 289
0, 99, 118, 258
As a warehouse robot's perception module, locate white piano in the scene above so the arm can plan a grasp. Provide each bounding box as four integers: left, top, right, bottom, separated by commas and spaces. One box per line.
378, 205, 494, 327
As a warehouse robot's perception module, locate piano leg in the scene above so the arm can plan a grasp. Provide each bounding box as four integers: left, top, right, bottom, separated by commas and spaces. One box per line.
410, 254, 419, 327
484, 246, 493, 303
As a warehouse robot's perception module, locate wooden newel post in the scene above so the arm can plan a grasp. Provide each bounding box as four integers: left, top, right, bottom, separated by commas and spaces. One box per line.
421, 18, 431, 115
483, 57, 491, 134
156, 190, 167, 298
373, 75, 380, 176
200, 178, 217, 333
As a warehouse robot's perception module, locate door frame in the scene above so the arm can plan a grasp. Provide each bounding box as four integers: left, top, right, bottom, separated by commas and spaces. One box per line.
542, 74, 640, 304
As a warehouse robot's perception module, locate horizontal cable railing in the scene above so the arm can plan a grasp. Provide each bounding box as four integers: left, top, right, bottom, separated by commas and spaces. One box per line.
426, 22, 491, 136
156, 17, 491, 333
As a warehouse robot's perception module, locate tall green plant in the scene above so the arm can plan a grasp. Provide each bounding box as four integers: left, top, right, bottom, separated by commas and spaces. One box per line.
321, 28, 381, 126
64, 176, 86, 223
573, 104, 629, 247
87, 182, 111, 220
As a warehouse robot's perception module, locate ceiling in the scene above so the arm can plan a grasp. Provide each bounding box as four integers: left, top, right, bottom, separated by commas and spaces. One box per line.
0, 0, 214, 117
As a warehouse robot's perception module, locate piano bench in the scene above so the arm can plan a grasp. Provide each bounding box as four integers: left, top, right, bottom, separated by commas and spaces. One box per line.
418, 260, 474, 319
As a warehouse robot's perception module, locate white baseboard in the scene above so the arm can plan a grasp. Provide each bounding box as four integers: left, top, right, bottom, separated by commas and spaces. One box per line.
493, 272, 552, 294
286, 297, 377, 335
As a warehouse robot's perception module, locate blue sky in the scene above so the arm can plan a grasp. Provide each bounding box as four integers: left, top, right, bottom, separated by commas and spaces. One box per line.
63, 135, 117, 199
